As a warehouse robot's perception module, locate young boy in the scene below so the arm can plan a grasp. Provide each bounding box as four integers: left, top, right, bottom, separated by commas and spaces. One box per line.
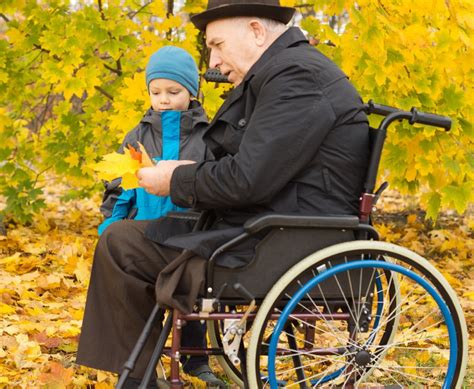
99, 46, 209, 235
98, 46, 223, 387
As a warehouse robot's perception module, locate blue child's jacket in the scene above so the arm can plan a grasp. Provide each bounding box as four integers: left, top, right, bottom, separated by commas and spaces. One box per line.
98, 101, 210, 235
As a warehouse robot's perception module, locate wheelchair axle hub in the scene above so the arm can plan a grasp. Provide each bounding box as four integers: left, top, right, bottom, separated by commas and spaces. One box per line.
354, 349, 372, 367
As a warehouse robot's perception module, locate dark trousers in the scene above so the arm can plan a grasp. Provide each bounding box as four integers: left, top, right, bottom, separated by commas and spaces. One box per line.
76, 220, 208, 378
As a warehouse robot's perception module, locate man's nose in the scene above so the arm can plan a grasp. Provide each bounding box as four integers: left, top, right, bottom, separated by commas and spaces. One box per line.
209, 50, 222, 69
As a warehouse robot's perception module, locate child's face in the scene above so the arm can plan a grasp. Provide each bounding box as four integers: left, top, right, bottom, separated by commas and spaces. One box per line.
149, 78, 192, 112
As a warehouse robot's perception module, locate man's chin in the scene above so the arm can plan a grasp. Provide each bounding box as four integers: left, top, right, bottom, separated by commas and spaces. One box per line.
228, 74, 242, 86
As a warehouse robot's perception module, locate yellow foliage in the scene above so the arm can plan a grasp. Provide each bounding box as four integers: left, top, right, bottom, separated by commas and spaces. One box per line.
121, 74, 148, 104
463, 291, 474, 301
91, 148, 141, 189
64, 152, 80, 168
0, 187, 470, 386
0, 0, 473, 385
14, 334, 42, 369
74, 258, 91, 286
200, 80, 232, 118
95, 382, 115, 389
1, 0, 471, 224
0, 303, 15, 315
302, 0, 474, 216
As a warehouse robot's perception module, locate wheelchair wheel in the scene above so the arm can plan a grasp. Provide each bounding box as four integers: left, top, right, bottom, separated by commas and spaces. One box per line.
247, 241, 468, 388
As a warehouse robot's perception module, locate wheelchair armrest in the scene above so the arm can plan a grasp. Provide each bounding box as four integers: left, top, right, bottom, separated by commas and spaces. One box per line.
166, 210, 203, 221
243, 214, 360, 235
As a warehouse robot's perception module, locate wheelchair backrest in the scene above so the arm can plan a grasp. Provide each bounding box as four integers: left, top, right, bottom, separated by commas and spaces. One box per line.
358, 121, 388, 223
363, 114, 389, 196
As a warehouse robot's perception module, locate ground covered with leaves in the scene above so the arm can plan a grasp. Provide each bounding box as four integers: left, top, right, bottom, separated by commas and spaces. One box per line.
0, 189, 472, 388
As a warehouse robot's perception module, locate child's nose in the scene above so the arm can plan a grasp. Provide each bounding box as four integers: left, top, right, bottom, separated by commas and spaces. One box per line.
160, 94, 170, 103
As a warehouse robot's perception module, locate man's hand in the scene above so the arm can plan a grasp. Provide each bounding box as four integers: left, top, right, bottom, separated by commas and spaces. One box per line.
137, 160, 196, 196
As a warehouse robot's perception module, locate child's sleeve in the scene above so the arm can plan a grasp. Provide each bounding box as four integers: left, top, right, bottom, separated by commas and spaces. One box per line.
98, 129, 142, 235
98, 178, 136, 235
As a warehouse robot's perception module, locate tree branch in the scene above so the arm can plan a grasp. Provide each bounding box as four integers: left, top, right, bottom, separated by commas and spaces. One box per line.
33, 43, 61, 61
404, 65, 411, 78
166, 0, 174, 39
94, 86, 114, 101
98, 0, 106, 21
116, 57, 122, 74
34, 43, 49, 53
167, 0, 174, 16
294, 3, 316, 8
32, 166, 53, 188
0, 13, 10, 22
104, 63, 122, 75
128, 1, 154, 19
35, 92, 53, 133
377, 0, 390, 16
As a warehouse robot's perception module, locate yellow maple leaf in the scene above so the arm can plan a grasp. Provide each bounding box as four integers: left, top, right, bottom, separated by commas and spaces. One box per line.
91, 148, 141, 190
0, 303, 15, 315
405, 163, 417, 182
14, 334, 42, 369
95, 382, 115, 389
121, 172, 140, 190
74, 257, 90, 286
65, 151, 80, 168
97, 371, 113, 382
38, 361, 74, 387
59, 322, 81, 338
463, 291, 474, 301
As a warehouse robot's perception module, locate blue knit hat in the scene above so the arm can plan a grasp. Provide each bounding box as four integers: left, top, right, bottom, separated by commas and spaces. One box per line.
145, 46, 199, 96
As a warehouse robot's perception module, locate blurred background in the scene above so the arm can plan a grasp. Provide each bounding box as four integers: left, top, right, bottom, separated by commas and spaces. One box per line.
0, 0, 472, 386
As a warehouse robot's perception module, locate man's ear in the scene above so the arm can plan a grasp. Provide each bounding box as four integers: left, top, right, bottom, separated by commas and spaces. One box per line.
248, 19, 267, 46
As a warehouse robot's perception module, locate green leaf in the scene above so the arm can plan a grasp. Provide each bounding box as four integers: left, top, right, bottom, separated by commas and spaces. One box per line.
458, 118, 473, 139
300, 16, 321, 37
441, 85, 464, 111
386, 48, 405, 64
442, 156, 461, 176
441, 184, 470, 214
425, 192, 441, 220
383, 143, 407, 176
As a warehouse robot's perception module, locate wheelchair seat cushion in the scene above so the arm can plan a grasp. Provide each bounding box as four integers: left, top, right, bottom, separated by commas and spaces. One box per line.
210, 226, 356, 300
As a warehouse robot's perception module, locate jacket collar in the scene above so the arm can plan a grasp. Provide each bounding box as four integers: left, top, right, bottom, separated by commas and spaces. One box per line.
141, 100, 208, 135
243, 27, 308, 83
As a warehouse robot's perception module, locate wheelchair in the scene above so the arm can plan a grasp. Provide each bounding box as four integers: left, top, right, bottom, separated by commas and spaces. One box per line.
117, 101, 468, 388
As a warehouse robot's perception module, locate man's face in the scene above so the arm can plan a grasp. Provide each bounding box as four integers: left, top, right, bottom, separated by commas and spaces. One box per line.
206, 18, 261, 85
148, 78, 191, 112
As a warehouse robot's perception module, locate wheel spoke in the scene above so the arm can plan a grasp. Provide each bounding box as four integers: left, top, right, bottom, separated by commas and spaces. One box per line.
363, 275, 434, 345
248, 246, 466, 389
366, 363, 445, 385
282, 293, 360, 350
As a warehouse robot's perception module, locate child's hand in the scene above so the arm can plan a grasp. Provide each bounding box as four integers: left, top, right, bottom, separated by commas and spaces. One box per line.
137, 160, 195, 196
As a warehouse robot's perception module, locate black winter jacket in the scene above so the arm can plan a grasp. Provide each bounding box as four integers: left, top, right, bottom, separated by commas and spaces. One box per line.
145, 28, 370, 268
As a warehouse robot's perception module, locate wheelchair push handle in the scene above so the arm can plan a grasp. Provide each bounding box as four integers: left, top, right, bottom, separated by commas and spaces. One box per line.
365, 100, 452, 130
204, 68, 230, 83
410, 107, 451, 130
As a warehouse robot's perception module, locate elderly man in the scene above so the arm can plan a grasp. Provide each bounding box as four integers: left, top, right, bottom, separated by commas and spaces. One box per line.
76, 0, 369, 387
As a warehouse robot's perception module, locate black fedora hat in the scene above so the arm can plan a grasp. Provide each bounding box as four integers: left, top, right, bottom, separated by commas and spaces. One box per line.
190, 0, 296, 31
